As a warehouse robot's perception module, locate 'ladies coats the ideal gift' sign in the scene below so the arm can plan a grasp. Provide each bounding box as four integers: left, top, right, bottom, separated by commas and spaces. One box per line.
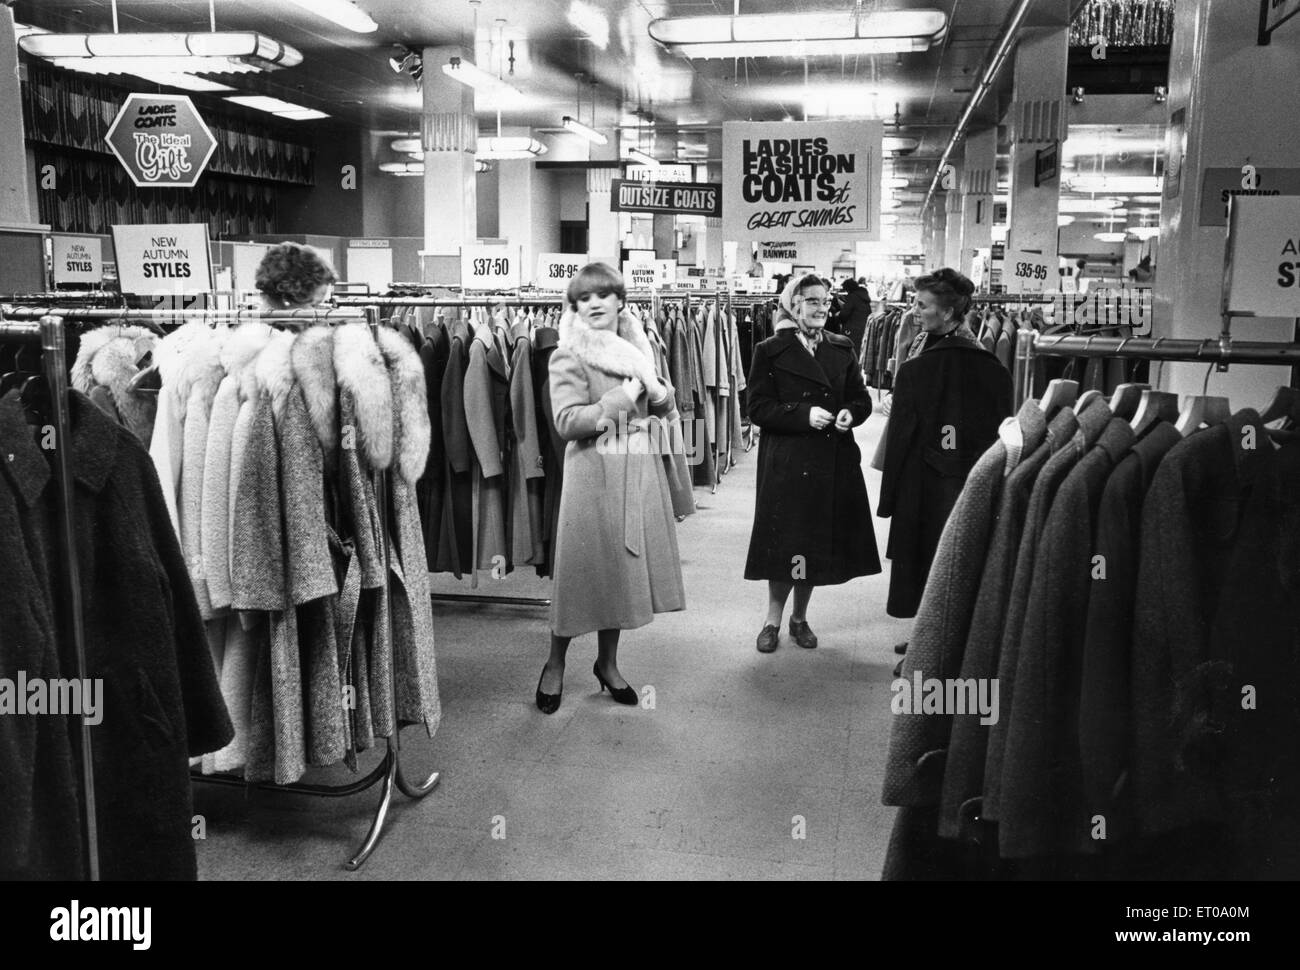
722, 120, 882, 243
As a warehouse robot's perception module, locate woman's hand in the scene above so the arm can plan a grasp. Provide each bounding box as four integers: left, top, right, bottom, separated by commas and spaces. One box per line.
644, 376, 668, 404
622, 377, 645, 401
834, 408, 854, 432
808, 406, 834, 430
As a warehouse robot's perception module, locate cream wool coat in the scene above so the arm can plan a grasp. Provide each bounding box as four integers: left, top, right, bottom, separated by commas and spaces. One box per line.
548, 309, 686, 637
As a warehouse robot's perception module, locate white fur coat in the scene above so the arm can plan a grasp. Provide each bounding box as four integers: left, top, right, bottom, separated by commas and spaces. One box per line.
558, 308, 661, 388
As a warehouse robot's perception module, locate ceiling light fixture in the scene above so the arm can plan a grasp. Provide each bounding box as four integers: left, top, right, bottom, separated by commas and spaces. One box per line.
647, 9, 948, 59
442, 56, 524, 102
225, 95, 329, 120
1058, 215, 1075, 227
627, 147, 659, 167
19, 31, 302, 75
563, 116, 608, 145
380, 161, 424, 175
567, 1, 610, 50
285, 0, 377, 33
391, 137, 422, 153
477, 136, 547, 159
1067, 175, 1163, 195
1094, 232, 1128, 243
884, 136, 919, 154
1128, 226, 1160, 241
885, 177, 910, 189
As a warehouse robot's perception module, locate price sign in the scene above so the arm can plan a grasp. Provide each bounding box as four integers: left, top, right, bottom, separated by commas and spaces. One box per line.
1005, 250, 1052, 294
1224, 195, 1300, 317
461, 245, 520, 290
536, 253, 586, 289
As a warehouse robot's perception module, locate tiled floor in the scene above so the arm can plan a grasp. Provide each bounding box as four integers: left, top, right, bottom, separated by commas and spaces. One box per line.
195, 410, 911, 880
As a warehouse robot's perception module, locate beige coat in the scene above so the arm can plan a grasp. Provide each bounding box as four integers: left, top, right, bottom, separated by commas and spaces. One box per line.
548, 309, 686, 637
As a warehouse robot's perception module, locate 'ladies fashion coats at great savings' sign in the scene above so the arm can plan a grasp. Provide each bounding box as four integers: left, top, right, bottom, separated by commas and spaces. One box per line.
722, 120, 883, 244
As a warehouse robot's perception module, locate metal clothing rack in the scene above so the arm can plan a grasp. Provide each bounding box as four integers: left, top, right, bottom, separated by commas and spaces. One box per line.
1012, 329, 1300, 409
0, 316, 98, 879
1, 303, 439, 870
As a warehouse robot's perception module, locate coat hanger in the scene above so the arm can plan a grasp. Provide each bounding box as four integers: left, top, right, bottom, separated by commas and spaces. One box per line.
1258, 385, 1300, 429
1129, 389, 1179, 436
1074, 388, 1104, 414
1038, 378, 1079, 417
0, 343, 41, 397
1173, 364, 1231, 437
1108, 382, 1148, 421
19, 372, 50, 423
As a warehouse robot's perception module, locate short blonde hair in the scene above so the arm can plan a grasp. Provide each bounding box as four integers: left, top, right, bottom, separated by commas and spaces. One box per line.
565, 262, 625, 310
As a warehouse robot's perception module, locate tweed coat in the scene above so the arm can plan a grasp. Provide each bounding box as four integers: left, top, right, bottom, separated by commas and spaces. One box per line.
744, 328, 879, 585
938, 404, 1077, 838
881, 399, 1045, 808
548, 308, 686, 637
1131, 413, 1300, 844
982, 397, 1113, 823
878, 328, 1013, 617
1077, 420, 1182, 843
0, 391, 232, 880
998, 416, 1136, 859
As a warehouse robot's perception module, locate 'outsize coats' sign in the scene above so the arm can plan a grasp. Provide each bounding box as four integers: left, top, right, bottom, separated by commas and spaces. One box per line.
105, 94, 217, 189
723, 120, 882, 243
610, 179, 722, 217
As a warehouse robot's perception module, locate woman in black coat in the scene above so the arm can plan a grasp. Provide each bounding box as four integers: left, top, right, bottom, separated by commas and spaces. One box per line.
878, 268, 1013, 618
745, 274, 882, 653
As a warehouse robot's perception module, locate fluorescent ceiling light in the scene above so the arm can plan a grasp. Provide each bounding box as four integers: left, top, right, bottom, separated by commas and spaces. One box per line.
391, 137, 422, 153
567, 1, 610, 50
125, 70, 235, 91
1066, 175, 1163, 195
18, 31, 302, 74
477, 137, 547, 159
225, 95, 329, 120
1094, 232, 1128, 243
1134, 195, 1163, 204
885, 177, 910, 189
442, 58, 523, 103
285, 0, 378, 34
648, 10, 947, 59
883, 136, 919, 154
1058, 197, 1122, 213
562, 116, 608, 146
627, 148, 659, 167
1128, 226, 1160, 240
1058, 215, 1075, 226
380, 161, 423, 175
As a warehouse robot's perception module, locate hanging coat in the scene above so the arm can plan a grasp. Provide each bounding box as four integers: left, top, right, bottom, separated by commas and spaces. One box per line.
417, 320, 450, 571
508, 320, 546, 566
548, 309, 686, 637
436, 319, 474, 576
532, 325, 564, 577
744, 328, 880, 585
877, 328, 1013, 617
463, 328, 511, 572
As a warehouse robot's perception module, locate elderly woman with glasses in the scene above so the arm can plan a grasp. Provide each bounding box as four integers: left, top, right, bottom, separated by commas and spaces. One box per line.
744, 273, 882, 654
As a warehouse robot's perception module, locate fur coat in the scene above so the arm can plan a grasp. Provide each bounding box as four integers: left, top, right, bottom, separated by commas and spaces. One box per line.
70, 325, 158, 446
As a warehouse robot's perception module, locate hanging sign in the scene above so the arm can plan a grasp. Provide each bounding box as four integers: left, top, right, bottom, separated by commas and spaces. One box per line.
624, 163, 694, 183
461, 244, 520, 290
758, 240, 799, 262
610, 179, 722, 217
1198, 167, 1300, 227
722, 119, 883, 241
622, 254, 676, 290
51, 236, 103, 286
110, 223, 213, 295
1223, 194, 1300, 317
1034, 142, 1059, 187
1261, 0, 1300, 44
1005, 249, 1052, 294
535, 253, 587, 289
105, 94, 217, 189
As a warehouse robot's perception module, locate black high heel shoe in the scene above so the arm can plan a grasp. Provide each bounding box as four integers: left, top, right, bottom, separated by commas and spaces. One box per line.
593, 662, 638, 706
535, 665, 562, 715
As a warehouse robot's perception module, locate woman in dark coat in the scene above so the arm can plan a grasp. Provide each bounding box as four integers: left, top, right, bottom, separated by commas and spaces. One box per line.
745, 274, 881, 653
878, 268, 1013, 618
835, 278, 874, 361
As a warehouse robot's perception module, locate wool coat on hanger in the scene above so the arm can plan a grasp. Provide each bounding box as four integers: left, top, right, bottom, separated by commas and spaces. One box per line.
548, 308, 687, 637
508, 320, 546, 566
464, 327, 511, 573
744, 327, 880, 585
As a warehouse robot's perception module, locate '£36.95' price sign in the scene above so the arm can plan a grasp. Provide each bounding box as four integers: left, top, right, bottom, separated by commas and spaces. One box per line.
461, 245, 521, 290
535, 253, 588, 290
1006, 249, 1052, 294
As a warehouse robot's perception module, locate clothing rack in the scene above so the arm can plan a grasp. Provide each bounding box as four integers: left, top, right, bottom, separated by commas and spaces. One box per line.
2, 304, 440, 870
1012, 330, 1300, 409
0, 316, 98, 879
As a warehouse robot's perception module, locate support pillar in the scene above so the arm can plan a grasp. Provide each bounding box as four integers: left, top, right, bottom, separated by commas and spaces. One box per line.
1156, 0, 1300, 402
961, 128, 997, 280
421, 46, 478, 256
1007, 26, 1068, 272
943, 161, 965, 270
1, 8, 37, 227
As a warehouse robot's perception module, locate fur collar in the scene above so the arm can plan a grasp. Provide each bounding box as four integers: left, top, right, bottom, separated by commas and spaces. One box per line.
333, 323, 393, 471
376, 327, 431, 485
251, 330, 297, 423
81, 328, 158, 446
155, 320, 224, 420
221, 322, 273, 377
291, 326, 338, 456
558, 308, 659, 384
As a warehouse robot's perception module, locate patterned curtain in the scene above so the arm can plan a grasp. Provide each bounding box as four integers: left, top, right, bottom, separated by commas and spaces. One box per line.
1070, 0, 1176, 47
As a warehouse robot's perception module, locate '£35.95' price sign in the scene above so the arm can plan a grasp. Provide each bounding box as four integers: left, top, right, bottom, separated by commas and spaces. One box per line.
1005, 249, 1052, 294
461, 245, 521, 290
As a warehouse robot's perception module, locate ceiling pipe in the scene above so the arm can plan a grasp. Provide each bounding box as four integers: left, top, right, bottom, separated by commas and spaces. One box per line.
921, 0, 1036, 215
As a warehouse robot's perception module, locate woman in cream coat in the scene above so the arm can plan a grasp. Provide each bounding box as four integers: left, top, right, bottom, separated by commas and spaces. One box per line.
535, 263, 687, 713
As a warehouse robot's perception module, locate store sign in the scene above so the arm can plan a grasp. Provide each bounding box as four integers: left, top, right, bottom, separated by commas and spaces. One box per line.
610, 179, 722, 217
1224, 195, 1300, 317
758, 240, 799, 262
51, 236, 102, 286
623, 255, 676, 290
1034, 142, 1059, 187
990, 241, 1005, 293
461, 244, 520, 290
722, 119, 883, 241
347, 238, 390, 248
1261, 0, 1300, 43
535, 253, 587, 290
1005, 249, 1052, 293
110, 223, 213, 295
624, 163, 694, 183
1198, 167, 1300, 226
105, 94, 217, 189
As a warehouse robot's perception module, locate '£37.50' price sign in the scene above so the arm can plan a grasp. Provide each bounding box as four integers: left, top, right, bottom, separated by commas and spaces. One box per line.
1005, 250, 1052, 294
461, 245, 521, 290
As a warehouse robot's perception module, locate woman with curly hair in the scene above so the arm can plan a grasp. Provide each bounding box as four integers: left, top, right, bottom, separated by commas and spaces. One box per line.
254, 242, 337, 310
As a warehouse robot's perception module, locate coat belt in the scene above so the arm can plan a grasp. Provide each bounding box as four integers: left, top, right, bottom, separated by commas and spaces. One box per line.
622, 419, 657, 557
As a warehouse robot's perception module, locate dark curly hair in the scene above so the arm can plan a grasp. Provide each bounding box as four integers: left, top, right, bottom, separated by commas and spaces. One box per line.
914, 267, 975, 319
255, 242, 337, 307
